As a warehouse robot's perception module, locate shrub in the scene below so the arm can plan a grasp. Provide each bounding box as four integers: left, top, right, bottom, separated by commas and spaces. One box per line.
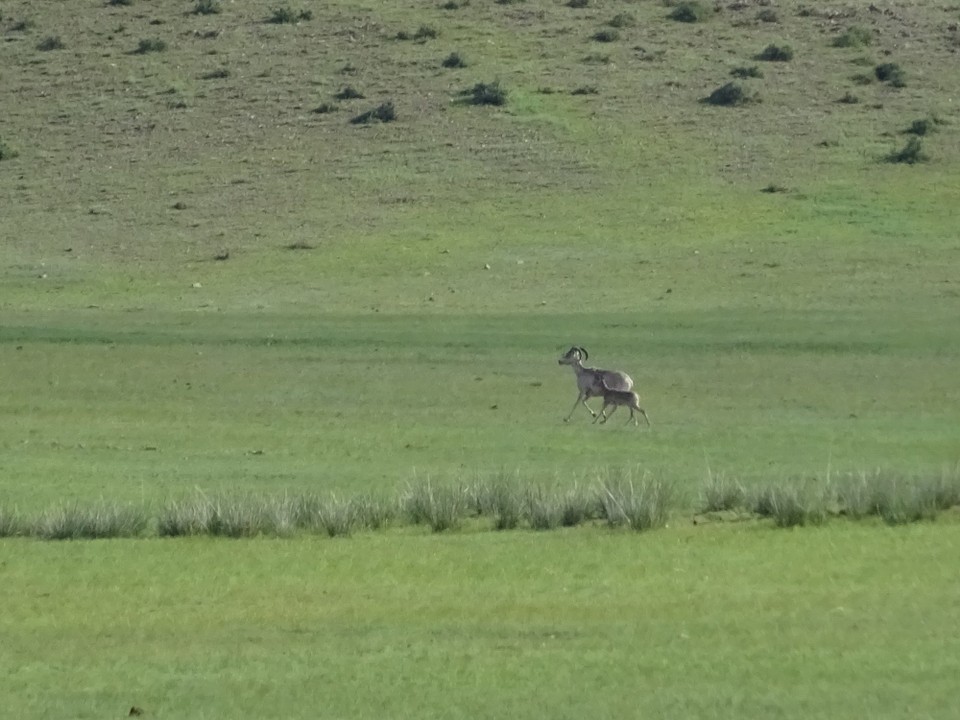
730, 65, 763, 78
905, 118, 935, 136
37, 35, 64, 51
608, 12, 636, 28
414, 24, 438, 40
10, 19, 35, 31
833, 26, 872, 48
134, 38, 167, 53
761, 183, 789, 193
886, 137, 927, 164
567, 0, 589, 7
756, 44, 793, 61
312, 102, 337, 114
440, 1, 468, 9
267, 7, 311, 24
109, 0, 133, 5
875, 62, 905, 86
464, 81, 507, 106
571, 85, 598, 95
335, 85, 364, 100
756, 9, 778, 23
441, 51, 467, 68
350, 101, 396, 124
201, 68, 230, 79
703, 82, 754, 106
592, 29, 619, 42
0, 139, 18, 161
669, 2, 711, 23
851, 73, 873, 85
837, 92, 859, 104
192, 0, 222, 15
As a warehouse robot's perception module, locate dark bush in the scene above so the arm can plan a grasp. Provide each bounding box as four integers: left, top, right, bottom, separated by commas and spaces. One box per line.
669, 2, 710, 23
886, 137, 927, 164
414, 24, 438, 40
0, 139, 18, 161
703, 82, 753, 106
201, 68, 230, 79
463, 81, 507, 106
350, 101, 397, 124
567, 0, 589, 6
36, 36, 64, 51
312, 102, 337, 114
875, 62, 905, 86
571, 85, 598, 95
730, 65, 763, 78
134, 38, 167, 53
335, 86, 364, 100
905, 118, 935, 136
756, 44, 793, 61
441, 51, 467, 68
592, 29, 619, 42
837, 92, 859, 104
756, 9, 778, 23
267, 7, 311, 24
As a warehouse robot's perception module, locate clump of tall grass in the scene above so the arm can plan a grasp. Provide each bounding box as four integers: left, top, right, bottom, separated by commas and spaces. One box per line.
403, 480, 466, 532
833, 470, 960, 525
699, 473, 747, 512
885, 137, 927, 164
0, 507, 25, 537
30, 502, 149, 540
749, 482, 827, 528
159, 493, 291, 538
598, 474, 675, 531
524, 485, 563, 530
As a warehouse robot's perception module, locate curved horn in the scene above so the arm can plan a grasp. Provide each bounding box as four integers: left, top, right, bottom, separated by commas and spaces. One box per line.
578, 346, 589, 361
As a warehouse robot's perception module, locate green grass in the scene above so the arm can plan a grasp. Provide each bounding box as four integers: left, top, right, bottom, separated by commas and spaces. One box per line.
3, 524, 960, 719
2, 0, 960, 713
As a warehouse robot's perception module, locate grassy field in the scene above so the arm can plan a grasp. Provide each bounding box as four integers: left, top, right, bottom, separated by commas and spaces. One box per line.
2, 0, 960, 716
4, 523, 960, 719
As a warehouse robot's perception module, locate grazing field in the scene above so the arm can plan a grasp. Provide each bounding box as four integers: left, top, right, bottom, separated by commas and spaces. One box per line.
2, 0, 960, 716
3, 524, 960, 720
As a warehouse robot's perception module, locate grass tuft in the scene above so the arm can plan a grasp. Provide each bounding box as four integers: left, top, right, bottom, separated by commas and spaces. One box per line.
462, 81, 507, 106
134, 38, 167, 54
403, 480, 466, 532
0, 507, 25, 537
833, 26, 872, 48
0, 139, 19, 161
700, 473, 747, 512
599, 473, 674, 531
30, 502, 149, 540
37, 36, 65, 51
350, 101, 396, 124
267, 7, 311, 24
750, 483, 827, 528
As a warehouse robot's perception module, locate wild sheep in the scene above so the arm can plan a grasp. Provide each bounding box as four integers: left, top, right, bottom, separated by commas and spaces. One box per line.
557, 346, 634, 422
